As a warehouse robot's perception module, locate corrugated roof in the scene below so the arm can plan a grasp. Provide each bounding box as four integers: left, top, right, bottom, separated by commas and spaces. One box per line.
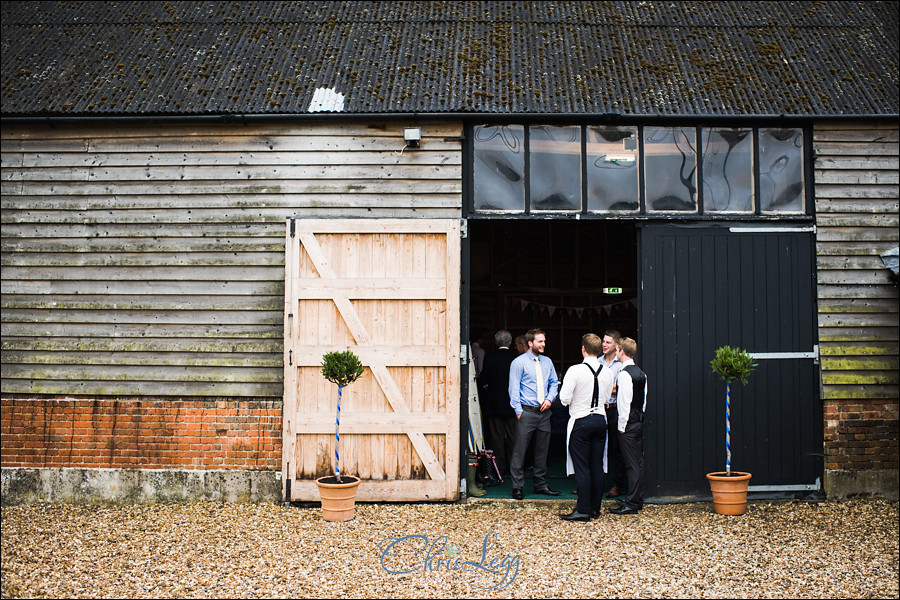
2, 0, 897, 118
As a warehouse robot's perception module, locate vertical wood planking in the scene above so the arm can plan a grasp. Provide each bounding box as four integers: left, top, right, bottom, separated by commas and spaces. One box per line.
283, 219, 460, 500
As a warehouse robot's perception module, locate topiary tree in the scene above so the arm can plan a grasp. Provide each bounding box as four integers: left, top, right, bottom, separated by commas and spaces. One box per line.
710, 345, 757, 476
321, 350, 364, 483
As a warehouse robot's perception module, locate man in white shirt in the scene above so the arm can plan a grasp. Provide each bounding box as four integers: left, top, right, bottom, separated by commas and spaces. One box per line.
600, 330, 626, 498
558, 333, 615, 521
609, 337, 648, 515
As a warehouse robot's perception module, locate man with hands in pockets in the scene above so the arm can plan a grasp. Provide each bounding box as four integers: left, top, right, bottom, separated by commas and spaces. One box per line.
507, 328, 561, 499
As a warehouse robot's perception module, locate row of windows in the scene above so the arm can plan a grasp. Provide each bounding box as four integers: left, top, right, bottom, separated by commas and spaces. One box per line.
472, 125, 807, 215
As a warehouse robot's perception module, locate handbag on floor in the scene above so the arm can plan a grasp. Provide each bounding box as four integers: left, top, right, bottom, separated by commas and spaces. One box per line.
476, 449, 503, 487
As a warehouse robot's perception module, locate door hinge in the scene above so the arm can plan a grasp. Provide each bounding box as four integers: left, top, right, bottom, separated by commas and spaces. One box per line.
289, 218, 296, 238
284, 469, 291, 503
460, 219, 468, 238
750, 345, 819, 364
460, 344, 468, 365
729, 225, 816, 234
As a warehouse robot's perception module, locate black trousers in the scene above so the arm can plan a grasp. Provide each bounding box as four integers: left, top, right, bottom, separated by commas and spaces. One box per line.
569, 413, 607, 515
485, 414, 517, 474
605, 404, 627, 490
618, 421, 645, 509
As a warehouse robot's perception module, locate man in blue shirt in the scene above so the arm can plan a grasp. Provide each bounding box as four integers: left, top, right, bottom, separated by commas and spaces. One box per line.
507, 328, 561, 499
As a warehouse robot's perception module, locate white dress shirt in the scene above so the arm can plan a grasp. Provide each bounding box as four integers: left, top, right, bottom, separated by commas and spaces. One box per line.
616, 358, 648, 432
560, 356, 615, 475
599, 354, 624, 404
559, 357, 615, 419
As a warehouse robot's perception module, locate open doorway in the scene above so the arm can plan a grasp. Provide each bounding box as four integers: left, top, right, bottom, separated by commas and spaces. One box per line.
467, 219, 638, 497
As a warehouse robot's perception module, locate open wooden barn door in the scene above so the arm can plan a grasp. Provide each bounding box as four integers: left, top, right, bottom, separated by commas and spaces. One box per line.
283, 219, 461, 501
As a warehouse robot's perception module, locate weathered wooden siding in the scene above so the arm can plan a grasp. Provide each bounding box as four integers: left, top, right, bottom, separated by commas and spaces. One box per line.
814, 121, 900, 401
1, 121, 463, 397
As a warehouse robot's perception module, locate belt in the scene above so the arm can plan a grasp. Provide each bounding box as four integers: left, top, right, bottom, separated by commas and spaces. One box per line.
604, 403, 616, 408
521, 404, 541, 412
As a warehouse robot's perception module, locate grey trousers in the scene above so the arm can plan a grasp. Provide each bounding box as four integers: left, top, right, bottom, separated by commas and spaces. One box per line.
509, 408, 552, 490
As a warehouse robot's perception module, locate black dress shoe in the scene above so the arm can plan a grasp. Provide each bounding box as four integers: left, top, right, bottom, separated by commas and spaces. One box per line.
609, 505, 640, 515
559, 511, 590, 521
534, 487, 561, 496
589, 510, 602, 519
512, 488, 523, 500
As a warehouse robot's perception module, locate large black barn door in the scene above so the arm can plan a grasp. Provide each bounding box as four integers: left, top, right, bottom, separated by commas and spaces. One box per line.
640, 225, 822, 497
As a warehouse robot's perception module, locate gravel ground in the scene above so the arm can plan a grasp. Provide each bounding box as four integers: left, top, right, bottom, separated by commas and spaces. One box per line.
2, 498, 898, 599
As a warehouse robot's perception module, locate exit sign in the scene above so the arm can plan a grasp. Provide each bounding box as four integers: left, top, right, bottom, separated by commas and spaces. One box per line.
603, 287, 622, 294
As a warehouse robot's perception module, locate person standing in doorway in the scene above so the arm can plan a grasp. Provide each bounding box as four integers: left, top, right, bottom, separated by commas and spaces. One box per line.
478, 330, 518, 475
514, 332, 534, 471
508, 328, 560, 499
515, 334, 529, 355
470, 330, 486, 378
558, 333, 615, 521
600, 330, 626, 498
609, 337, 648, 515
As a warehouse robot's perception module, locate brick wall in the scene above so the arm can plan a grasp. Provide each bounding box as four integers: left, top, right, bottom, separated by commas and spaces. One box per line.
824, 398, 900, 471
1, 397, 282, 470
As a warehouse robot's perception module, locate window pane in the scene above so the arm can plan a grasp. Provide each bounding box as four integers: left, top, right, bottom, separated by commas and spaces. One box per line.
759, 128, 805, 213
702, 127, 754, 212
474, 125, 525, 211
644, 126, 698, 212
530, 125, 581, 211
586, 126, 639, 211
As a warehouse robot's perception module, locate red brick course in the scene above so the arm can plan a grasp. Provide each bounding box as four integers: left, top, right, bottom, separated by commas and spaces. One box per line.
3, 396, 896, 475
823, 398, 899, 471
1, 397, 282, 470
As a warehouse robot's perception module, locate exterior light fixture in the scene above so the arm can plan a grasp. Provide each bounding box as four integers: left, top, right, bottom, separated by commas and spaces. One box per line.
404, 127, 421, 147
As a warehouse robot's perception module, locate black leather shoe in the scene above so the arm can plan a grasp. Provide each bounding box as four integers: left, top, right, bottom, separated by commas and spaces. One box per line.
609, 505, 640, 515
559, 511, 590, 521
512, 488, 523, 500
589, 510, 602, 519
534, 487, 561, 496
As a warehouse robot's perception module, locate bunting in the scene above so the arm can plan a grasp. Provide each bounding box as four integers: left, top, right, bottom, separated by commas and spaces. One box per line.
511, 297, 637, 319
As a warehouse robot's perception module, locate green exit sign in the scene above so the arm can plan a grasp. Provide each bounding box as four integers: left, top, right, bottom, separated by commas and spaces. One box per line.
603, 287, 622, 294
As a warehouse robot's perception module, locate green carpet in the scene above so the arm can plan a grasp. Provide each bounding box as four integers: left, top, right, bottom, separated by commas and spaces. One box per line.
475, 435, 625, 501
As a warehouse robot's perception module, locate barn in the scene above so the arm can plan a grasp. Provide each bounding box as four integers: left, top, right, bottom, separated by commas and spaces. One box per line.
2, 1, 897, 504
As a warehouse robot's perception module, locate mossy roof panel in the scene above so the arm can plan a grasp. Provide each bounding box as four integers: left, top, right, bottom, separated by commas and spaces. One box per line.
2, 0, 897, 118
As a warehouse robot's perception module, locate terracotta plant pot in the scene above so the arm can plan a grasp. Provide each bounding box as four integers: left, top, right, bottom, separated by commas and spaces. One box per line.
315, 475, 361, 521
706, 471, 752, 515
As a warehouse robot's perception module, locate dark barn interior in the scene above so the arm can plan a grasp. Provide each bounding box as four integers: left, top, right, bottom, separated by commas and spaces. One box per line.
468, 219, 638, 375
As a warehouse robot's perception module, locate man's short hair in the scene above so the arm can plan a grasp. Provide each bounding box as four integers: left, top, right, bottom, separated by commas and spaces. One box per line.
582, 333, 603, 356
525, 328, 545, 344
604, 330, 622, 343
619, 337, 637, 358
494, 330, 512, 347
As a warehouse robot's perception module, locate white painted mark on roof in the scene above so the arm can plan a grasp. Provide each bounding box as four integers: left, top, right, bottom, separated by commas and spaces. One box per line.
308, 87, 345, 112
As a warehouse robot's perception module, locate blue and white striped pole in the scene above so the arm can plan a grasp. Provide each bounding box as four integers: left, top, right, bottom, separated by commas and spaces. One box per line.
334, 384, 343, 483
725, 380, 732, 476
